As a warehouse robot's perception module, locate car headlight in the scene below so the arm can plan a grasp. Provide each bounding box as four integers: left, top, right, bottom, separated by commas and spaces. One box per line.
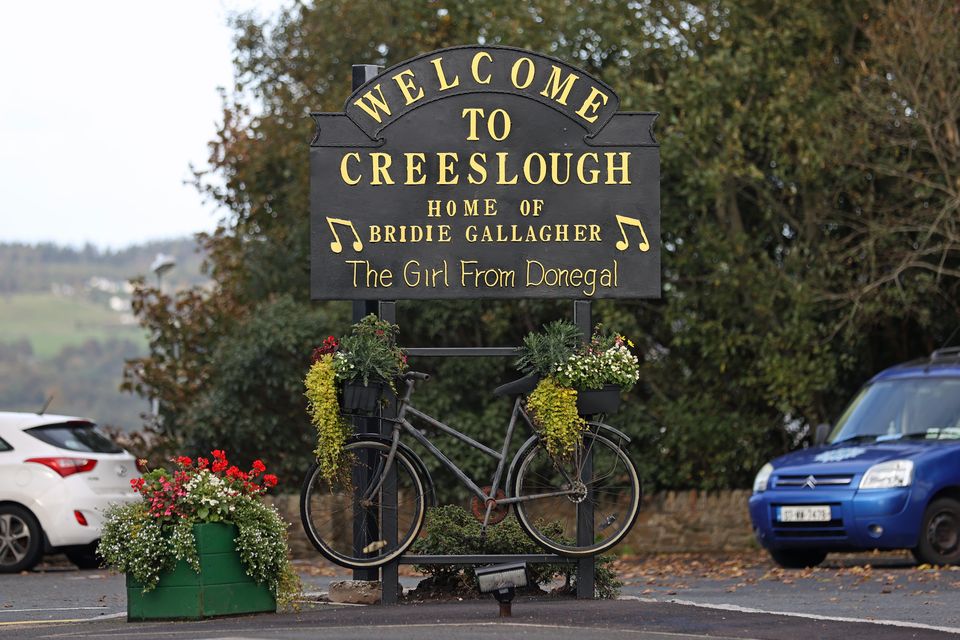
753, 463, 773, 493
859, 460, 914, 489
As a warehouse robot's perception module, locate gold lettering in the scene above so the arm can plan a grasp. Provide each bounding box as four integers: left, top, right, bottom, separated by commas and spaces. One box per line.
471, 51, 493, 84
605, 152, 631, 184
468, 152, 487, 184
347, 260, 392, 288
462, 108, 484, 141
430, 57, 460, 90
496, 152, 518, 185
405, 152, 427, 185
352, 84, 392, 123
392, 69, 424, 106
510, 57, 536, 89
575, 86, 609, 123
549, 152, 573, 185
370, 152, 395, 185
437, 152, 459, 185
523, 153, 547, 185
576, 152, 600, 184
339, 152, 361, 185
540, 66, 579, 105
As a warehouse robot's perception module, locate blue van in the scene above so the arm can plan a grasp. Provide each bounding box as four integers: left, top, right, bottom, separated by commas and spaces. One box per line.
749, 347, 960, 568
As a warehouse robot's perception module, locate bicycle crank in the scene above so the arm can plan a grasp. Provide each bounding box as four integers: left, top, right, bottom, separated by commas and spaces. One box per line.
470, 486, 509, 524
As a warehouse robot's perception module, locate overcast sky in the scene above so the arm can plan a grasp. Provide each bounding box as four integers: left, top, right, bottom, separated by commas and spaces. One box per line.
0, 1, 283, 250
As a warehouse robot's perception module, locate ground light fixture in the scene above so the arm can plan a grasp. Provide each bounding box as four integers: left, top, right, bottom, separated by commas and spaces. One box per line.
475, 562, 528, 617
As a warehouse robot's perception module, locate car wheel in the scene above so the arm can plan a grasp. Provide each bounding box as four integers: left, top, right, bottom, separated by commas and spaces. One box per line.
66, 543, 102, 570
0, 505, 43, 573
912, 497, 960, 566
768, 549, 827, 568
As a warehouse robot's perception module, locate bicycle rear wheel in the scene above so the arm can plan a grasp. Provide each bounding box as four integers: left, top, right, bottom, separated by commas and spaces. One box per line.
300, 439, 426, 569
512, 432, 641, 556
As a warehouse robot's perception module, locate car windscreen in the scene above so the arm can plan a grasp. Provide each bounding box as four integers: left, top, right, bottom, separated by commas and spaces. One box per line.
25, 422, 123, 453
829, 378, 960, 444
0, 436, 11, 452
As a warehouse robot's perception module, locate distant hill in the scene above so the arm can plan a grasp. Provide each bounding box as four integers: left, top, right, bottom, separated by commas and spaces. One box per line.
0, 238, 210, 430
0, 238, 208, 294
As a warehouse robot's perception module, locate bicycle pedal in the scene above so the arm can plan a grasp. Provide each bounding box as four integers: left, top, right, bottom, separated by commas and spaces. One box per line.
362, 540, 388, 553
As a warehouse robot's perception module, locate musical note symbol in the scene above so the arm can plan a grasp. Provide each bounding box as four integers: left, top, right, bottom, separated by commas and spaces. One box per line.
614, 214, 651, 252
326, 217, 364, 253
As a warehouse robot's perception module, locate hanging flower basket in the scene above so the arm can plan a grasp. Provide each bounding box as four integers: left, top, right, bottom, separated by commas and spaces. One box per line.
342, 380, 388, 413
576, 385, 622, 416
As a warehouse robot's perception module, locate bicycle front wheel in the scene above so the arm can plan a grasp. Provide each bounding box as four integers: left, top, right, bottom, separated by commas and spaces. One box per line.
300, 439, 426, 569
512, 432, 641, 557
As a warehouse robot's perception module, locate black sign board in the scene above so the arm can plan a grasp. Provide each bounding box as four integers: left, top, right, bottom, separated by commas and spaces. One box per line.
310, 46, 659, 300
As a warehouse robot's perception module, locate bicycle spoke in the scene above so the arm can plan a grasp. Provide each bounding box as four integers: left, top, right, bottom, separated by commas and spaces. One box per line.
513, 433, 640, 556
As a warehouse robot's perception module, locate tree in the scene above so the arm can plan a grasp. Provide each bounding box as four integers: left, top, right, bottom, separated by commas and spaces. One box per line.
124, 0, 960, 491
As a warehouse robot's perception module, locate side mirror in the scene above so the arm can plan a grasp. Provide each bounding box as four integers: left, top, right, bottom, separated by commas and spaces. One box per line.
814, 423, 831, 446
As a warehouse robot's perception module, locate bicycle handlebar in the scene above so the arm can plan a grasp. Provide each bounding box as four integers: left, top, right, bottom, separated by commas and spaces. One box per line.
403, 371, 430, 381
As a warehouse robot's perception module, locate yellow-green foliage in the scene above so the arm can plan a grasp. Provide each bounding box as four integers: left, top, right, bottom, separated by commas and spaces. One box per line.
304, 356, 351, 481
526, 376, 585, 459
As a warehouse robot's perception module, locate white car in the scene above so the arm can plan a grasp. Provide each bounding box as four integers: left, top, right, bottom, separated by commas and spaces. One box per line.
0, 412, 140, 572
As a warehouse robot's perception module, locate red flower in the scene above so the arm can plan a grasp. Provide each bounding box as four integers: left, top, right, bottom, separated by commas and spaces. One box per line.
176, 456, 193, 467
251, 459, 266, 474
196, 457, 209, 470
211, 450, 228, 472
226, 465, 249, 481
263, 474, 278, 488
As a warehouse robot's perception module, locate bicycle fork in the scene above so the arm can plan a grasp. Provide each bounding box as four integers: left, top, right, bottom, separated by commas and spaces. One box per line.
359, 424, 402, 507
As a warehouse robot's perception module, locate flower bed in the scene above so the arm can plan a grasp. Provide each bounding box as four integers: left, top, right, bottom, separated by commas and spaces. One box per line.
99, 451, 298, 619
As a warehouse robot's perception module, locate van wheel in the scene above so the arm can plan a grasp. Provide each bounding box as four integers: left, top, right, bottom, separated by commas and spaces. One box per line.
912, 497, 960, 566
768, 549, 826, 568
0, 505, 43, 573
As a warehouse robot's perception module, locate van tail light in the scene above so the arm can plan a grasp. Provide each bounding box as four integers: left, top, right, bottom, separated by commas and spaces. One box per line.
74, 510, 88, 526
25, 457, 98, 477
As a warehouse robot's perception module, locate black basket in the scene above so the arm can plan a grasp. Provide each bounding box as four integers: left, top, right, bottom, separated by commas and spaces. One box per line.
576, 385, 621, 416
342, 381, 386, 413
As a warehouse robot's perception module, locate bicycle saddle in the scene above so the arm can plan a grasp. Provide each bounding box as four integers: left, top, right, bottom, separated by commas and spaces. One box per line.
492, 373, 539, 397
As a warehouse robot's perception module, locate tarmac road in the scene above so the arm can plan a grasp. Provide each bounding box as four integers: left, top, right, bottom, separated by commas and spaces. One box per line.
0, 553, 957, 639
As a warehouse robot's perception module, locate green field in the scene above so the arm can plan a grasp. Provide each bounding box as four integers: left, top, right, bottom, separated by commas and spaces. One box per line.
0, 293, 147, 358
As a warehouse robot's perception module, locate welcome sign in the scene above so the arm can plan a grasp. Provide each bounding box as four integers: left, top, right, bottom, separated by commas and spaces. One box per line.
310, 45, 659, 299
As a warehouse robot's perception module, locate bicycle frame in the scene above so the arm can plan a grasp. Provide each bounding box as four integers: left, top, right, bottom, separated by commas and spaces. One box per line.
362, 376, 578, 528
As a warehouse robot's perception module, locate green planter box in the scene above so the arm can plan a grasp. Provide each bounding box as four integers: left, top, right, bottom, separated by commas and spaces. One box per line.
126, 523, 276, 621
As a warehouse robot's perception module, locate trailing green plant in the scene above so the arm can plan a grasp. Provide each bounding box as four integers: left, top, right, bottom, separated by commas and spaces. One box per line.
304, 353, 350, 481
410, 505, 621, 598
519, 322, 641, 460
98, 451, 300, 607
526, 376, 585, 459
303, 316, 408, 480
515, 320, 582, 378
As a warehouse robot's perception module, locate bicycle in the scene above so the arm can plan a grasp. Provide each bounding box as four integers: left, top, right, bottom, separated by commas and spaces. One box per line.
300, 371, 642, 569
